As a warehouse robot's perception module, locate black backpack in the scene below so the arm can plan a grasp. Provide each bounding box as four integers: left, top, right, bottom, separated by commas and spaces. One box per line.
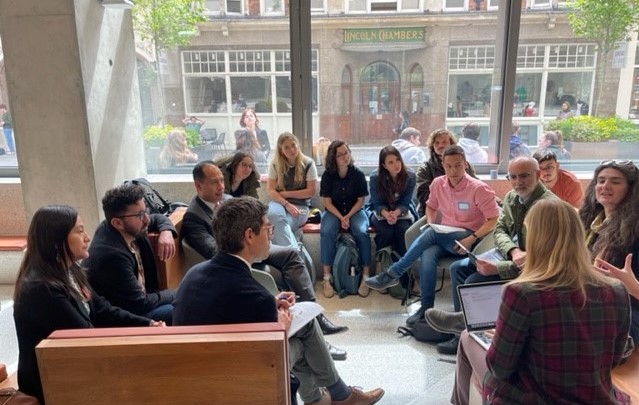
124, 178, 183, 216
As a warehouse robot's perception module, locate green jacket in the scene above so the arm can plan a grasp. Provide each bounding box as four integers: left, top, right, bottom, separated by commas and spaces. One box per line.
216, 155, 261, 199
494, 182, 556, 279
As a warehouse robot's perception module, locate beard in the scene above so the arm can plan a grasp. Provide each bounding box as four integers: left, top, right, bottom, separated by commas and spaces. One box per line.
123, 221, 149, 240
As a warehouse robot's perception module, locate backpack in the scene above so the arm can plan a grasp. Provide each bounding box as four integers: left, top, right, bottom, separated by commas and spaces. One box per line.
124, 178, 181, 216
332, 233, 361, 298
397, 320, 454, 343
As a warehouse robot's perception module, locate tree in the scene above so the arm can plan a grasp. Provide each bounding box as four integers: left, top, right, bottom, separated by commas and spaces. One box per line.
568, 0, 639, 116
133, 0, 206, 121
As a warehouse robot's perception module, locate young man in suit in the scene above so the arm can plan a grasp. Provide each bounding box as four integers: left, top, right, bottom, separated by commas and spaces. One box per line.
174, 197, 384, 405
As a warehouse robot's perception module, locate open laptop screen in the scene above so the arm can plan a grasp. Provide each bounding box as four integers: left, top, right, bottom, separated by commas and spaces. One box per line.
457, 281, 507, 332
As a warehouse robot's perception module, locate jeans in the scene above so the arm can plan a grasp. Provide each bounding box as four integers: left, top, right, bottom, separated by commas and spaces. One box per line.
3, 127, 14, 153
370, 215, 412, 255
450, 258, 502, 311
268, 201, 308, 248
388, 227, 471, 309
320, 209, 371, 267
146, 303, 174, 324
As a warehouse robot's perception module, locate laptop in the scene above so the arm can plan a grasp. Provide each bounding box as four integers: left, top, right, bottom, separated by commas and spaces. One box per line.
457, 280, 507, 350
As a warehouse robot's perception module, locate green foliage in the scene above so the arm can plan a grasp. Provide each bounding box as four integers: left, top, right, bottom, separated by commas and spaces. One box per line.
184, 128, 201, 148
568, 0, 639, 55
544, 116, 639, 142
143, 124, 174, 148
133, 0, 207, 51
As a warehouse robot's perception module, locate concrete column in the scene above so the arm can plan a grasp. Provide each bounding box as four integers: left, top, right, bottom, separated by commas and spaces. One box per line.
0, 0, 145, 233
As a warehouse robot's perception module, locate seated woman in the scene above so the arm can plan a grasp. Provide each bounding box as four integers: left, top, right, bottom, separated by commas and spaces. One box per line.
320, 140, 371, 298
234, 108, 268, 163
580, 159, 639, 342
215, 151, 260, 198
159, 129, 198, 169
13, 205, 162, 403
267, 132, 317, 248
538, 130, 571, 160
368, 145, 416, 256
453, 199, 631, 404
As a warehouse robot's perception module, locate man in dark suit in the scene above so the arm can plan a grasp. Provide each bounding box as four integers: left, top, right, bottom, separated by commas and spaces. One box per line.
85, 183, 176, 323
173, 197, 384, 405
180, 161, 348, 360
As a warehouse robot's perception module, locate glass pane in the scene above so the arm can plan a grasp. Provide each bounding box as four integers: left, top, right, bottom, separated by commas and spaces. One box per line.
263, 0, 283, 14
543, 72, 593, 119
513, 73, 543, 118
230, 76, 272, 113
445, 0, 465, 9
205, 0, 220, 13
227, 0, 242, 13
275, 76, 291, 113
401, 0, 419, 10
447, 74, 492, 118
348, 0, 366, 12
184, 77, 228, 114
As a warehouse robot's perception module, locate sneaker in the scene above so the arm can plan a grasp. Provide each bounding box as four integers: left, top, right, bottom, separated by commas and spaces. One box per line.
323, 280, 336, 298
406, 306, 425, 327
436, 335, 460, 355
364, 271, 399, 290
424, 309, 466, 335
358, 281, 370, 297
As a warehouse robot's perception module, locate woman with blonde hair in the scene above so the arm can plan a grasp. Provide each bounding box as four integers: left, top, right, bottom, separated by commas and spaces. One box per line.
267, 132, 317, 247
452, 199, 631, 404
159, 129, 198, 169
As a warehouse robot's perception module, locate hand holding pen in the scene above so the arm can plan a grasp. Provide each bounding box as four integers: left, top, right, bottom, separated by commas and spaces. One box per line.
275, 291, 298, 309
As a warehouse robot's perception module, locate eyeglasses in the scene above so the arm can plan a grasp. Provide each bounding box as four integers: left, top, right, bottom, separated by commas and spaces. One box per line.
600, 160, 636, 169
506, 172, 531, 181
261, 225, 274, 237
336, 151, 350, 159
539, 164, 556, 172
117, 208, 149, 221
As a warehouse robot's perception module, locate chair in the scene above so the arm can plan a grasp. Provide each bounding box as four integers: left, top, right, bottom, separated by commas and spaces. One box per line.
211, 132, 226, 156
200, 128, 217, 144
181, 238, 206, 271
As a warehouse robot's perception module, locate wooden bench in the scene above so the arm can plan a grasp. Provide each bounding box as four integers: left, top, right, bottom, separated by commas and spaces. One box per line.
36, 323, 290, 405
0, 237, 27, 252
148, 207, 187, 289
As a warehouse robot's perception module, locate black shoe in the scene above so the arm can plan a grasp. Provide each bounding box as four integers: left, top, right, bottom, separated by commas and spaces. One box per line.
406, 306, 425, 327
326, 341, 347, 361
436, 335, 460, 355
317, 314, 348, 335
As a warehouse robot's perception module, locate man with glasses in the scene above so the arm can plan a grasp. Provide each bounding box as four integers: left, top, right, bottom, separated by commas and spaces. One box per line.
85, 183, 177, 323
181, 161, 349, 360
174, 197, 384, 405
532, 149, 583, 208
424, 156, 557, 354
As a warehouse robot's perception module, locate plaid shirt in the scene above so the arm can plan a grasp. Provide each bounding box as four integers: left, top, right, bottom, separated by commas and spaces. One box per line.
483, 281, 631, 404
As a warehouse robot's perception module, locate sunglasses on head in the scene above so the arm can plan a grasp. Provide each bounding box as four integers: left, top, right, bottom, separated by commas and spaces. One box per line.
600, 160, 637, 170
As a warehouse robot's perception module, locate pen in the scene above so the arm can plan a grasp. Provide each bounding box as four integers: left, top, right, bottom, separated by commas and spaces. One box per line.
280, 295, 300, 300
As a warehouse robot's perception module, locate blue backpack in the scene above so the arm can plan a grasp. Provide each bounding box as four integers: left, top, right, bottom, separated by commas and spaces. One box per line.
332, 234, 361, 297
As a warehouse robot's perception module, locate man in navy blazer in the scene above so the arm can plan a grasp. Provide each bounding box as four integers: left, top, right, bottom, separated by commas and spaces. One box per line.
86, 183, 177, 323
173, 197, 384, 405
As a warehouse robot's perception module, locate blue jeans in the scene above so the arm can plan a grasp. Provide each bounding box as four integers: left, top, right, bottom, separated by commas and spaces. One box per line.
450, 258, 502, 312
146, 303, 174, 324
3, 128, 14, 153
268, 201, 308, 248
388, 227, 471, 309
320, 209, 371, 267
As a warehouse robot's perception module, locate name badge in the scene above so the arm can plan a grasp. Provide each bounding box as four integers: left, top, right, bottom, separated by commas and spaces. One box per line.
457, 201, 470, 211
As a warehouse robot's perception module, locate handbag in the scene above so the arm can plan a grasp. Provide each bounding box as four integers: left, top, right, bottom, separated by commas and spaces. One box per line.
0, 389, 40, 405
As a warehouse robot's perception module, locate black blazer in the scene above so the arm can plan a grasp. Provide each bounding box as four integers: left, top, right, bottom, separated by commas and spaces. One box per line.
13, 278, 151, 403
181, 195, 231, 260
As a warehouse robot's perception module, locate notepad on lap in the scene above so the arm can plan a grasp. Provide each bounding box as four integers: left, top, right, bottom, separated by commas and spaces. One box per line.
457, 281, 506, 350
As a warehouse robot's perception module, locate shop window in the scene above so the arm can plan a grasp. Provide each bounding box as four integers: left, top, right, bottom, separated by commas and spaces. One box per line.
341, 65, 353, 115
443, 0, 467, 12
262, 0, 284, 15
408, 64, 424, 113
360, 62, 400, 114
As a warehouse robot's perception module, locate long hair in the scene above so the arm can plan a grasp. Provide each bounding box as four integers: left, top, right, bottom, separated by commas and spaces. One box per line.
14, 205, 91, 302
377, 146, 408, 206
426, 129, 457, 160
226, 151, 257, 187
579, 161, 639, 266
273, 132, 307, 189
324, 140, 353, 175
159, 129, 195, 168
512, 199, 609, 303
239, 107, 260, 130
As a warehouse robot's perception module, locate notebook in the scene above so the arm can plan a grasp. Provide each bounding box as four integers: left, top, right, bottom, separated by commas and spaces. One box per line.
457, 280, 507, 350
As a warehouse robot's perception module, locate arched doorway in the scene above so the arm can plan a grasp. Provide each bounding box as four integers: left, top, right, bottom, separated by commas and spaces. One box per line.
358, 61, 400, 142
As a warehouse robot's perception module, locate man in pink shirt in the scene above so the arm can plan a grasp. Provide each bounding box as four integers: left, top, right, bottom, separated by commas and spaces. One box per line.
366, 145, 499, 325
533, 149, 583, 208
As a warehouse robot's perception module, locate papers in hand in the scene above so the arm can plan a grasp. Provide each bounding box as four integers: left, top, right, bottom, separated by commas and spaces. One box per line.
475, 248, 505, 263
288, 301, 324, 337
419, 223, 467, 234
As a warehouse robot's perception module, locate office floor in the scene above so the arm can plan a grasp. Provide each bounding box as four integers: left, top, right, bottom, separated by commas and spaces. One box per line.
312, 279, 457, 405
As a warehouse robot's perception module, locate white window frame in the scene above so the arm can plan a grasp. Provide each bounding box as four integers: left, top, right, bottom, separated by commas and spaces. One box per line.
530, 0, 552, 8
225, 0, 243, 14
345, 0, 367, 14
262, 0, 285, 16
311, 0, 327, 14
443, 0, 468, 12
487, 0, 499, 11
399, 0, 423, 12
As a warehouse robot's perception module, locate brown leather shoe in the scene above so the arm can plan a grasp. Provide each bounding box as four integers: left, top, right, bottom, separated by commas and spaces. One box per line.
332, 387, 385, 405
305, 388, 331, 405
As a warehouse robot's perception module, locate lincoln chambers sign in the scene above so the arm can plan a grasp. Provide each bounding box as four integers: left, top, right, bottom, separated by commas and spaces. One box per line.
343, 28, 425, 44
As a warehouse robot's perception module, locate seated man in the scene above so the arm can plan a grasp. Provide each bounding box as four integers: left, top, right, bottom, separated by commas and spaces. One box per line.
532, 149, 583, 208
366, 145, 499, 325
173, 197, 384, 405
85, 183, 176, 323
391, 127, 426, 165
180, 161, 348, 358
425, 156, 557, 354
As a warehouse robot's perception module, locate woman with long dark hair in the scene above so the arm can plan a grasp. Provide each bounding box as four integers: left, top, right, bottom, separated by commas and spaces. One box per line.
13, 205, 161, 403
319, 140, 371, 298
368, 145, 416, 255
216, 151, 260, 198
234, 108, 269, 162
580, 159, 639, 342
